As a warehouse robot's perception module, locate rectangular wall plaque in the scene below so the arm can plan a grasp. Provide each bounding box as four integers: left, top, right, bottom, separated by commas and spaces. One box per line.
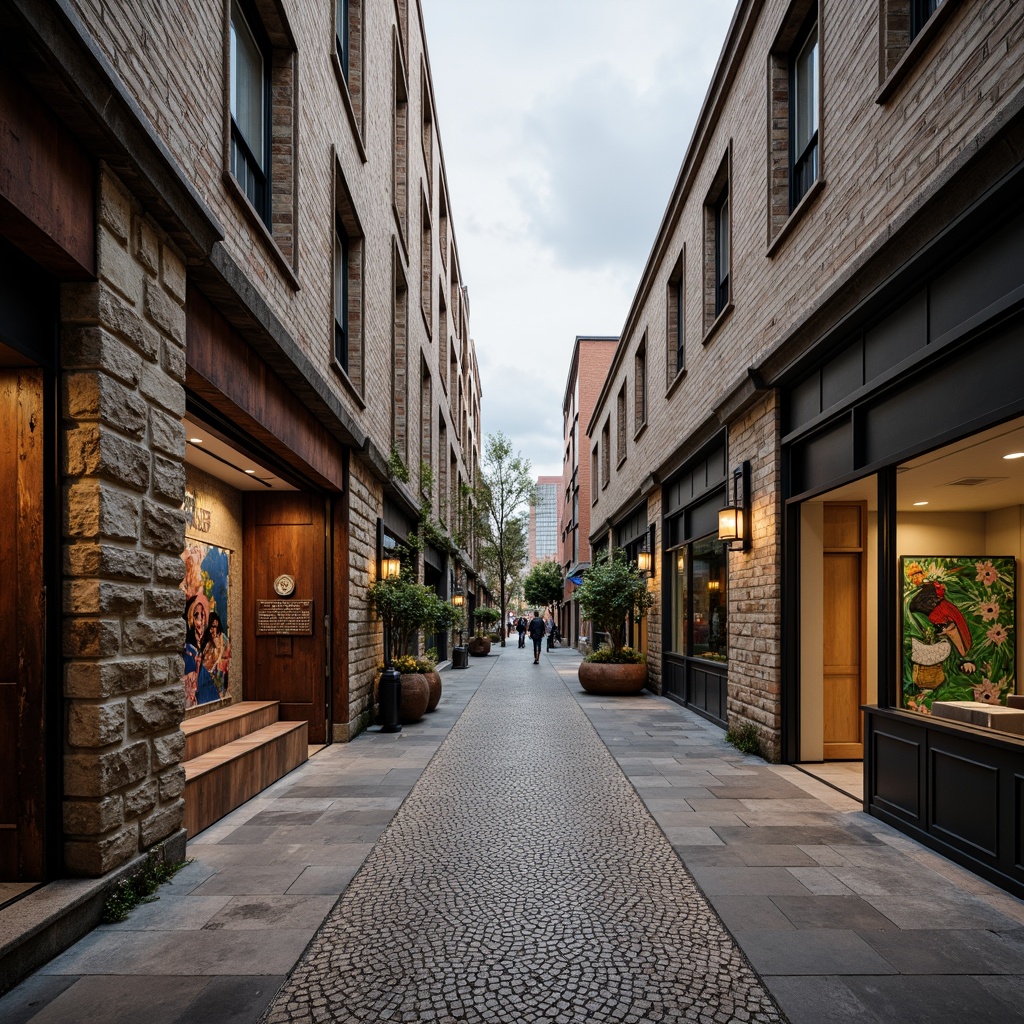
256, 599, 314, 636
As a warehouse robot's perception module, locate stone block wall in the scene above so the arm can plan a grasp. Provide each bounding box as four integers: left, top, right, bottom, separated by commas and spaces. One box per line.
725, 393, 783, 762
60, 166, 187, 876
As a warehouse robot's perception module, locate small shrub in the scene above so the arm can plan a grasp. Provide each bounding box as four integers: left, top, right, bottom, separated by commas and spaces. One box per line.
584, 645, 645, 665
101, 854, 192, 924
725, 722, 761, 756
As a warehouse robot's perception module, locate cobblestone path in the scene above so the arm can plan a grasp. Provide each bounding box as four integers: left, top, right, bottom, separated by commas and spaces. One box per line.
261, 654, 785, 1024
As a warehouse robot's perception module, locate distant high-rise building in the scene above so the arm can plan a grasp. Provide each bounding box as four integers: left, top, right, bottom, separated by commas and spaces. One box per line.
529, 476, 561, 567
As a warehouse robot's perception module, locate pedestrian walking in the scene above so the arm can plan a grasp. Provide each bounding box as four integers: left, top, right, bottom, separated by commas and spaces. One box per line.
516, 615, 528, 648
527, 610, 546, 664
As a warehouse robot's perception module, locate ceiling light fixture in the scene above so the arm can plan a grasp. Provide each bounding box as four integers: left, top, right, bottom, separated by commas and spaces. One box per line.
189, 437, 203, 444
913, 501, 929, 506
1003, 452, 1024, 460
245, 469, 256, 474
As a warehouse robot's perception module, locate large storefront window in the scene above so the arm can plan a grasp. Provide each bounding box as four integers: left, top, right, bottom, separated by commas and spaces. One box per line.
670, 535, 728, 661
895, 416, 1024, 737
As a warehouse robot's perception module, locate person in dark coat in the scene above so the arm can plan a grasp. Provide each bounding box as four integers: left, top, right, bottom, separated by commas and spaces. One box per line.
516, 615, 528, 648
527, 610, 546, 664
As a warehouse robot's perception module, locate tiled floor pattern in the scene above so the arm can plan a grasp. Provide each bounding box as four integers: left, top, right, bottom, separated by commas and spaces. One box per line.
261, 648, 783, 1023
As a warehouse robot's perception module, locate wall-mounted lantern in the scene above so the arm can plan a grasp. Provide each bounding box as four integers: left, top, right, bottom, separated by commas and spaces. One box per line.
718, 461, 751, 552
381, 555, 402, 579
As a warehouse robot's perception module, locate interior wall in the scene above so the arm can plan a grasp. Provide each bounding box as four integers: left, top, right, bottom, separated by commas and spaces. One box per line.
183, 464, 244, 705
896, 510, 987, 556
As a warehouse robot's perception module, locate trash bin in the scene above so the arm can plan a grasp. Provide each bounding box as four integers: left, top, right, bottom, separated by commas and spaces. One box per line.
452, 646, 468, 669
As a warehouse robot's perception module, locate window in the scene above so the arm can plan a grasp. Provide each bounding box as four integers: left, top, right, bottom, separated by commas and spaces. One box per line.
790, 18, 819, 210
392, 249, 408, 459
591, 447, 599, 504
333, 167, 364, 394
715, 187, 730, 317
616, 384, 627, 465
438, 284, 448, 352
601, 418, 611, 488
420, 192, 432, 330
670, 536, 728, 661
878, 0, 954, 98
438, 418, 448, 525
393, 43, 408, 242
421, 65, 433, 193
634, 337, 647, 432
703, 151, 731, 334
334, 223, 349, 372
768, 3, 821, 243
420, 362, 432, 494
333, 0, 364, 136
667, 253, 685, 383
230, 1, 270, 225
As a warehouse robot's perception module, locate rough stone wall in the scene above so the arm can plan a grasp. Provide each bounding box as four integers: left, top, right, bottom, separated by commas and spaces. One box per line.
346, 456, 384, 737
61, 166, 187, 876
725, 394, 783, 762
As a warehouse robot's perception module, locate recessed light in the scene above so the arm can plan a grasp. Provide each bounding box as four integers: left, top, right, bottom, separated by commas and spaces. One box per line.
1003, 452, 1024, 460
189, 437, 203, 444
913, 501, 929, 506
244, 469, 256, 474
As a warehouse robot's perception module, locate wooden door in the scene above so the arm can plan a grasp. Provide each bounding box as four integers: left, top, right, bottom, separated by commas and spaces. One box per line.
823, 503, 866, 760
244, 493, 328, 743
0, 370, 46, 879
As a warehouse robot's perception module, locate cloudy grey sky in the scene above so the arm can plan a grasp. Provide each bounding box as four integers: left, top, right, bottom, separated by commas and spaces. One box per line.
422, 0, 737, 479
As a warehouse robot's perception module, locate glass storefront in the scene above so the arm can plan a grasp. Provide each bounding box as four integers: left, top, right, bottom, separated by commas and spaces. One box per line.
671, 538, 728, 662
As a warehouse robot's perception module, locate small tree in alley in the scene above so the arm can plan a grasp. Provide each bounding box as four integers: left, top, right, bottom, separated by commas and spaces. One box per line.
523, 559, 563, 621
475, 432, 534, 647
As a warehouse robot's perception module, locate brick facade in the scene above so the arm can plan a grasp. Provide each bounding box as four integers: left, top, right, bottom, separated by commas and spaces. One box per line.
0, 0, 481, 898
587, 0, 1024, 760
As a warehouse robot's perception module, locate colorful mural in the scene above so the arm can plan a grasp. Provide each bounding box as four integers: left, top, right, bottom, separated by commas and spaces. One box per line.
900, 555, 1016, 714
181, 541, 232, 708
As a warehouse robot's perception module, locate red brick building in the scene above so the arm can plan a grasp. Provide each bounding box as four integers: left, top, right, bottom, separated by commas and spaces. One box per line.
558, 336, 617, 646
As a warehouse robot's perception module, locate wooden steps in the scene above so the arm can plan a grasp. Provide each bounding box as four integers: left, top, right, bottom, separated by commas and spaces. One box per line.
182, 701, 307, 838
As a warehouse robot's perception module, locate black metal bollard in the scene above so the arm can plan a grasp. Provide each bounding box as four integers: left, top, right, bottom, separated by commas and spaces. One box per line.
378, 667, 402, 732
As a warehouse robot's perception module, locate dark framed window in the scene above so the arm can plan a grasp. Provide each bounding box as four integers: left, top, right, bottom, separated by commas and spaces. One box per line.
789, 17, 819, 210
714, 186, 730, 317
334, 223, 349, 372
229, 0, 270, 226
336, 0, 350, 76
634, 339, 647, 431
670, 535, 728, 662
911, 0, 942, 39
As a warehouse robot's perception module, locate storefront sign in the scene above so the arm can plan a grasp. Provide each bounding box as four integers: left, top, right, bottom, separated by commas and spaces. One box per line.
257, 599, 315, 635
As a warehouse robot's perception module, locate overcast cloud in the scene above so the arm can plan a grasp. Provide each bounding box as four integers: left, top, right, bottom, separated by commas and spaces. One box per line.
422, 0, 737, 477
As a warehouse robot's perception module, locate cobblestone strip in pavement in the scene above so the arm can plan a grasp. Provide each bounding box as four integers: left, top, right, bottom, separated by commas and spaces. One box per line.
550, 653, 1024, 1024
261, 649, 785, 1024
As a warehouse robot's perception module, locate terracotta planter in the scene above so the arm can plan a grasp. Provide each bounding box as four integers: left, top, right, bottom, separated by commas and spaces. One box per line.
399, 673, 430, 723
424, 670, 442, 712
578, 660, 648, 695
468, 636, 491, 657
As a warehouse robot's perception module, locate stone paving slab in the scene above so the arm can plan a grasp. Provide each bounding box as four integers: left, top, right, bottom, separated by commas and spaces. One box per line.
4, 645, 1024, 1024
259, 647, 783, 1024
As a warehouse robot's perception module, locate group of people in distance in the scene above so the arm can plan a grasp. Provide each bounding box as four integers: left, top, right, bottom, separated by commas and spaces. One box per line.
508, 611, 560, 664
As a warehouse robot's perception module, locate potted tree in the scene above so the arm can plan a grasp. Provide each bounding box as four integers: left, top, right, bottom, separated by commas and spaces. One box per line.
369, 574, 441, 724
575, 551, 654, 694
469, 606, 501, 656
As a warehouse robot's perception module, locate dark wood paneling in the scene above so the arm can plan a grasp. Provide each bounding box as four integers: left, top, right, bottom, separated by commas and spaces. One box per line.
0, 370, 46, 879
663, 655, 727, 728
931, 747, 998, 856
0, 67, 95, 279
866, 707, 1024, 899
187, 288, 344, 491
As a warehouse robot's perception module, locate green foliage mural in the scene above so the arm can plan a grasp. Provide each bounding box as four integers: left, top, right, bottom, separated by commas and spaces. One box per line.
900, 555, 1016, 714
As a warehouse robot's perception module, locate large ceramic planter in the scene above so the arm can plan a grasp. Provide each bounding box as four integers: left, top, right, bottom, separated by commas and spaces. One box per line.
424, 670, 442, 712
578, 660, 648, 695
468, 636, 491, 657
399, 673, 430, 723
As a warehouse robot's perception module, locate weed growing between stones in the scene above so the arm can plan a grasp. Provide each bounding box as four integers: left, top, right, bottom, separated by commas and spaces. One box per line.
100, 854, 192, 923
725, 722, 761, 756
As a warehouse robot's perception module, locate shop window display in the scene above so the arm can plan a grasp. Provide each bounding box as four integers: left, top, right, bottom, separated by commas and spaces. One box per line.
181, 540, 233, 708
670, 536, 728, 661
901, 555, 1016, 724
